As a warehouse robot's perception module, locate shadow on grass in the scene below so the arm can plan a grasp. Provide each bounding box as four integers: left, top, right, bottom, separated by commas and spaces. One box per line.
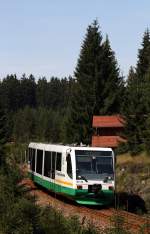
114, 192, 147, 214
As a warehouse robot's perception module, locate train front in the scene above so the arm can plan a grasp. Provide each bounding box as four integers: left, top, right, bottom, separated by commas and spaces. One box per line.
74, 148, 115, 205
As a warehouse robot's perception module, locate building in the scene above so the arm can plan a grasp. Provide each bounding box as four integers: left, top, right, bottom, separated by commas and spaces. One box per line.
92, 115, 126, 149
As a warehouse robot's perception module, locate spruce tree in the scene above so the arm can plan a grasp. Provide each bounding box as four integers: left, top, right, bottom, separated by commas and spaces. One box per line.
0, 107, 6, 167
36, 77, 48, 107
65, 21, 124, 145
65, 20, 102, 144
123, 29, 150, 153
20, 74, 37, 108
95, 35, 124, 115
142, 69, 150, 152
136, 29, 150, 78
123, 67, 145, 153
0, 74, 21, 112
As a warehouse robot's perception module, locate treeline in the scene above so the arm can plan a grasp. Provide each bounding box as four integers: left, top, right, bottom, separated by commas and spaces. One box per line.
1, 20, 150, 154
0, 75, 74, 111
0, 75, 75, 143
0, 20, 124, 146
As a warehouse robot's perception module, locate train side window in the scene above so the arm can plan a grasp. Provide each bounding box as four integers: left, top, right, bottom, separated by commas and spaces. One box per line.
28, 148, 31, 162
67, 154, 72, 178
52, 152, 56, 169
51, 152, 56, 179
56, 153, 62, 171
36, 149, 43, 174
31, 148, 35, 172
28, 148, 32, 168
44, 151, 51, 177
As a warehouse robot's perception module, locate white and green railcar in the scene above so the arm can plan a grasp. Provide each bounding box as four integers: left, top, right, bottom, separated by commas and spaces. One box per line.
28, 142, 115, 205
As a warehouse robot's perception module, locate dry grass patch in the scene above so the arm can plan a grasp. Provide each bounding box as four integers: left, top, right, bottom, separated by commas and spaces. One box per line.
117, 152, 150, 166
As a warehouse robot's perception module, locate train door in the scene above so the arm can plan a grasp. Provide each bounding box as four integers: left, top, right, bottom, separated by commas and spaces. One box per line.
51, 151, 56, 191
44, 150, 51, 190
29, 148, 36, 181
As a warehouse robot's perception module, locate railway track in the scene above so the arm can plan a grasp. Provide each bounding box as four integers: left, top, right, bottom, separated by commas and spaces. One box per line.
22, 178, 150, 234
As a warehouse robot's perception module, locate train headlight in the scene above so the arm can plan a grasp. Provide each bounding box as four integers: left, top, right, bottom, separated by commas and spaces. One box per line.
103, 176, 113, 183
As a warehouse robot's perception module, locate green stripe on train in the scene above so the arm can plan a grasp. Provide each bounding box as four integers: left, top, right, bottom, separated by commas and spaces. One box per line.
29, 172, 114, 205
29, 172, 76, 196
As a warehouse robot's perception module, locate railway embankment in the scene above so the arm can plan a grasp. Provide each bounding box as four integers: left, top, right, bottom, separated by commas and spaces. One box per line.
22, 178, 150, 234
116, 153, 150, 214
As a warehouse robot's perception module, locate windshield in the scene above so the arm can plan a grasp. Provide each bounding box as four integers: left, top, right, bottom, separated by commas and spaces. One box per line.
75, 150, 114, 180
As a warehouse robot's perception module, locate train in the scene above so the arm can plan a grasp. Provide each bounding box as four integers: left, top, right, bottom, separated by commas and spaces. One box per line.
28, 142, 115, 206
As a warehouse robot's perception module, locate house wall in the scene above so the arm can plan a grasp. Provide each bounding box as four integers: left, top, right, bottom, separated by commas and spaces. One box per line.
94, 127, 123, 136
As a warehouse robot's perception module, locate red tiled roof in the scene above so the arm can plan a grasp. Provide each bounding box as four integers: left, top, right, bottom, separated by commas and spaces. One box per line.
92, 115, 124, 128
92, 136, 126, 148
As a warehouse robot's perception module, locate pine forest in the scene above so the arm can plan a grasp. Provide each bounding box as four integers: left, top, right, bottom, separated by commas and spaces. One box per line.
0, 20, 150, 234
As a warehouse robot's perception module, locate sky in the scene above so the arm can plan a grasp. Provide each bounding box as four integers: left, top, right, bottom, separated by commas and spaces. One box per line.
0, 0, 150, 80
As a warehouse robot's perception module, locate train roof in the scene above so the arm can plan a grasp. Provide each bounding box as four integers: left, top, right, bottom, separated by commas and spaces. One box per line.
29, 142, 113, 152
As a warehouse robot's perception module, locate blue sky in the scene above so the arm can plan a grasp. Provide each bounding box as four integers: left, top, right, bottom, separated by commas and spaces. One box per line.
0, 0, 150, 80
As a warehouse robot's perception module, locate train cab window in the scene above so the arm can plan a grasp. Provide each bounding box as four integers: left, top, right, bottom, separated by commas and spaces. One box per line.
56, 153, 62, 171
67, 154, 72, 178
36, 149, 43, 174
44, 151, 51, 177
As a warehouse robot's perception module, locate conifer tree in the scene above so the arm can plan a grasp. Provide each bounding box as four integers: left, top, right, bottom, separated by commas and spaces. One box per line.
0, 107, 6, 167
65, 20, 102, 144
142, 69, 150, 152
136, 29, 150, 78
123, 29, 150, 153
65, 21, 124, 145
20, 74, 37, 108
0, 74, 21, 111
36, 77, 48, 107
95, 35, 124, 115
123, 67, 145, 153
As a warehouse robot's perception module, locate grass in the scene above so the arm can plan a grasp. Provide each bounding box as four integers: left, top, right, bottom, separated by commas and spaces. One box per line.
116, 152, 150, 214
117, 152, 150, 165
